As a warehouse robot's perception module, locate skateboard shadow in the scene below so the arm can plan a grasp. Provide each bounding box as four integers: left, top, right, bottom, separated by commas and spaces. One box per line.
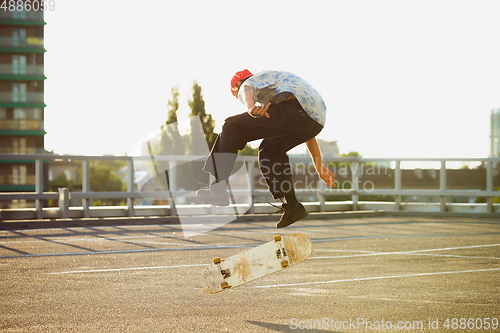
246, 320, 343, 333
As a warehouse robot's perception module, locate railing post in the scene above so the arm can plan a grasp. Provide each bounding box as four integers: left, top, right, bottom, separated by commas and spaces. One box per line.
247, 160, 255, 214
82, 159, 90, 218
486, 160, 493, 213
168, 160, 177, 217
35, 158, 43, 219
394, 160, 402, 211
318, 180, 326, 212
440, 160, 447, 212
352, 159, 360, 211
208, 172, 216, 216
169, 160, 177, 194
58, 188, 69, 219
127, 159, 135, 217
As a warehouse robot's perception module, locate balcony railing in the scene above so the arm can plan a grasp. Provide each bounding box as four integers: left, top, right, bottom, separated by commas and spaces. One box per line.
0, 64, 45, 76
0, 174, 36, 186
0, 154, 499, 221
0, 10, 44, 22
0, 147, 45, 154
0, 92, 44, 104
0, 36, 44, 49
0, 119, 44, 131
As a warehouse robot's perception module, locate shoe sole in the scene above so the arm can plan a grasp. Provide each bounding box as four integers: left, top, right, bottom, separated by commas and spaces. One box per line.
276, 209, 308, 228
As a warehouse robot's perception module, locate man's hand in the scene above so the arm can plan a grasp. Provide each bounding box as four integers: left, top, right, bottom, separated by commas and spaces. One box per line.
248, 102, 271, 118
317, 164, 337, 188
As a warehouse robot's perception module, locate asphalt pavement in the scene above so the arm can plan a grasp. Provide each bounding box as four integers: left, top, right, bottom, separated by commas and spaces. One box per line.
1, 216, 499, 332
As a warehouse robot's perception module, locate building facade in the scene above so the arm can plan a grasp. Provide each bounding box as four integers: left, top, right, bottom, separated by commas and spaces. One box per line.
0, 6, 47, 208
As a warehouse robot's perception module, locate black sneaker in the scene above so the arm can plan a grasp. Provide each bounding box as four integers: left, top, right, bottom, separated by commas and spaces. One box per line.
196, 180, 230, 206
275, 202, 308, 228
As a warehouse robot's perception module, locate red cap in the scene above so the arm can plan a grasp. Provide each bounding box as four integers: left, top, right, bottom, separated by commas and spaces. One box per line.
230, 69, 253, 96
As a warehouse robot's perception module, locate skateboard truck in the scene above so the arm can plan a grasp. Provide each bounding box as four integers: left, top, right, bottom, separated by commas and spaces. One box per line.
274, 235, 289, 268
213, 257, 231, 289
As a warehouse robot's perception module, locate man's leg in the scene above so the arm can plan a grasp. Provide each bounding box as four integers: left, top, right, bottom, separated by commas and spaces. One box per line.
202, 110, 285, 181
258, 139, 297, 204
199, 108, 287, 205
258, 101, 324, 227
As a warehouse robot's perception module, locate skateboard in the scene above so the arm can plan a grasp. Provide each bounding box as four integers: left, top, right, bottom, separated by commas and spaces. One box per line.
201, 234, 312, 294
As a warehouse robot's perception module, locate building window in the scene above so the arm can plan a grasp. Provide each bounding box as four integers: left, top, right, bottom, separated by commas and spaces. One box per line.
12, 83, 27, 102
12, 137, 27, 154
33, 108, 41, 119
12, 7, 27, 20
12, 55, 27, 75
12, 165, 27, 185
13, 108, 27, 120
12, 28, 27, 47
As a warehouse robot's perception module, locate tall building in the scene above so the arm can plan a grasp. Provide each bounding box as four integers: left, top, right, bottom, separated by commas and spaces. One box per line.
0, 6, 47, 208
491, 109, 500, 157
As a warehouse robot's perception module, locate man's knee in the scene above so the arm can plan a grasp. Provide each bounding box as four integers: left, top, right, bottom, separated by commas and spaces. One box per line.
219, 116, 247, 151
221, 115, 244, 137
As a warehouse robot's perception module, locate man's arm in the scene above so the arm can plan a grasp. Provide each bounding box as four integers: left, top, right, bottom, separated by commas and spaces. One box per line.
243, 85, 270, 118
306, 137, 336, 188
242, 85, 255, 109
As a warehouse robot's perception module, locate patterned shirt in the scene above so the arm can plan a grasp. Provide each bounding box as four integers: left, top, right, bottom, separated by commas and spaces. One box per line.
238, 70, 327, 126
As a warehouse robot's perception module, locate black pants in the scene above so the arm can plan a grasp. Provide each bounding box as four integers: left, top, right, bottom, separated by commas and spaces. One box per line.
203, 99, 324, 199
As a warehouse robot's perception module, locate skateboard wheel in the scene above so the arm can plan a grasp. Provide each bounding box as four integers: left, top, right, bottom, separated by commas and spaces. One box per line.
274, 235, 282, 242
221, 282, 230, 289
281, 260, 289, 268
213, 257, 221, 264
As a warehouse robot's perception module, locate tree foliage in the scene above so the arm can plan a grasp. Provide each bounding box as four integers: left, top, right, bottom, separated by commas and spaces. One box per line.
239, 144, 258, 156
158, 85, 185, 156
188, 81, 217, 150
167, 84, 180, 125
88, 164, 124, 192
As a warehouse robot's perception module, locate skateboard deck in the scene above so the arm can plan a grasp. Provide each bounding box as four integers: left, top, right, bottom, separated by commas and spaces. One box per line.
201, 234, 312, 294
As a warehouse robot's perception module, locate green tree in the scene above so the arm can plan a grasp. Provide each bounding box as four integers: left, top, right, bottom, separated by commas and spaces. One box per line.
340, 151, 362, 158
91, 159, 127, 171
167, 84, 180, 125
89, 164, 124, 192
158, 85, 185, 156
49, 173, 75, 191
78, 163, 125, 206
239, 144, 258, 156
188, 81, 217, 150
154, 82, 220, 191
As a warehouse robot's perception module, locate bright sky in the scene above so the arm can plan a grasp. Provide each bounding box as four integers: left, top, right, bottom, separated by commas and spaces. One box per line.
43, 0, 500, 159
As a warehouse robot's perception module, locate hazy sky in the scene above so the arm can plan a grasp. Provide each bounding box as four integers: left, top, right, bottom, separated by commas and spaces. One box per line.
43, 0, 500, 158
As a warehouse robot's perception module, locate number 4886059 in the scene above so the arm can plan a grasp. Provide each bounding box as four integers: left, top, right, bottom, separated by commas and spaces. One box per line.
1, 0, 56, 11
443, 318, 498, 330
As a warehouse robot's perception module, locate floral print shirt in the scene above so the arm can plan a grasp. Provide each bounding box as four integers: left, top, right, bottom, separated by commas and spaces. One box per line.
238, 70, 326, 126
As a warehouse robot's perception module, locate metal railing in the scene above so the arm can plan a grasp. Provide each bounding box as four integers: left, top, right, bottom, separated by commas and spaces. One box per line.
0, 36, 44, 48
0, 92, 44, 103
0, 10, 44, 21
0, 154, 499, 220
0, 64, 45, 76
0, 119, 44, 131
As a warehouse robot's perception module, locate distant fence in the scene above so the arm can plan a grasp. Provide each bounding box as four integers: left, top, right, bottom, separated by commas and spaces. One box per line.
0, 154, 499, 220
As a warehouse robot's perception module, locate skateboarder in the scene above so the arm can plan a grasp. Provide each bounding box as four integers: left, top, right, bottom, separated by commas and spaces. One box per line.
197, 69, 336, 228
